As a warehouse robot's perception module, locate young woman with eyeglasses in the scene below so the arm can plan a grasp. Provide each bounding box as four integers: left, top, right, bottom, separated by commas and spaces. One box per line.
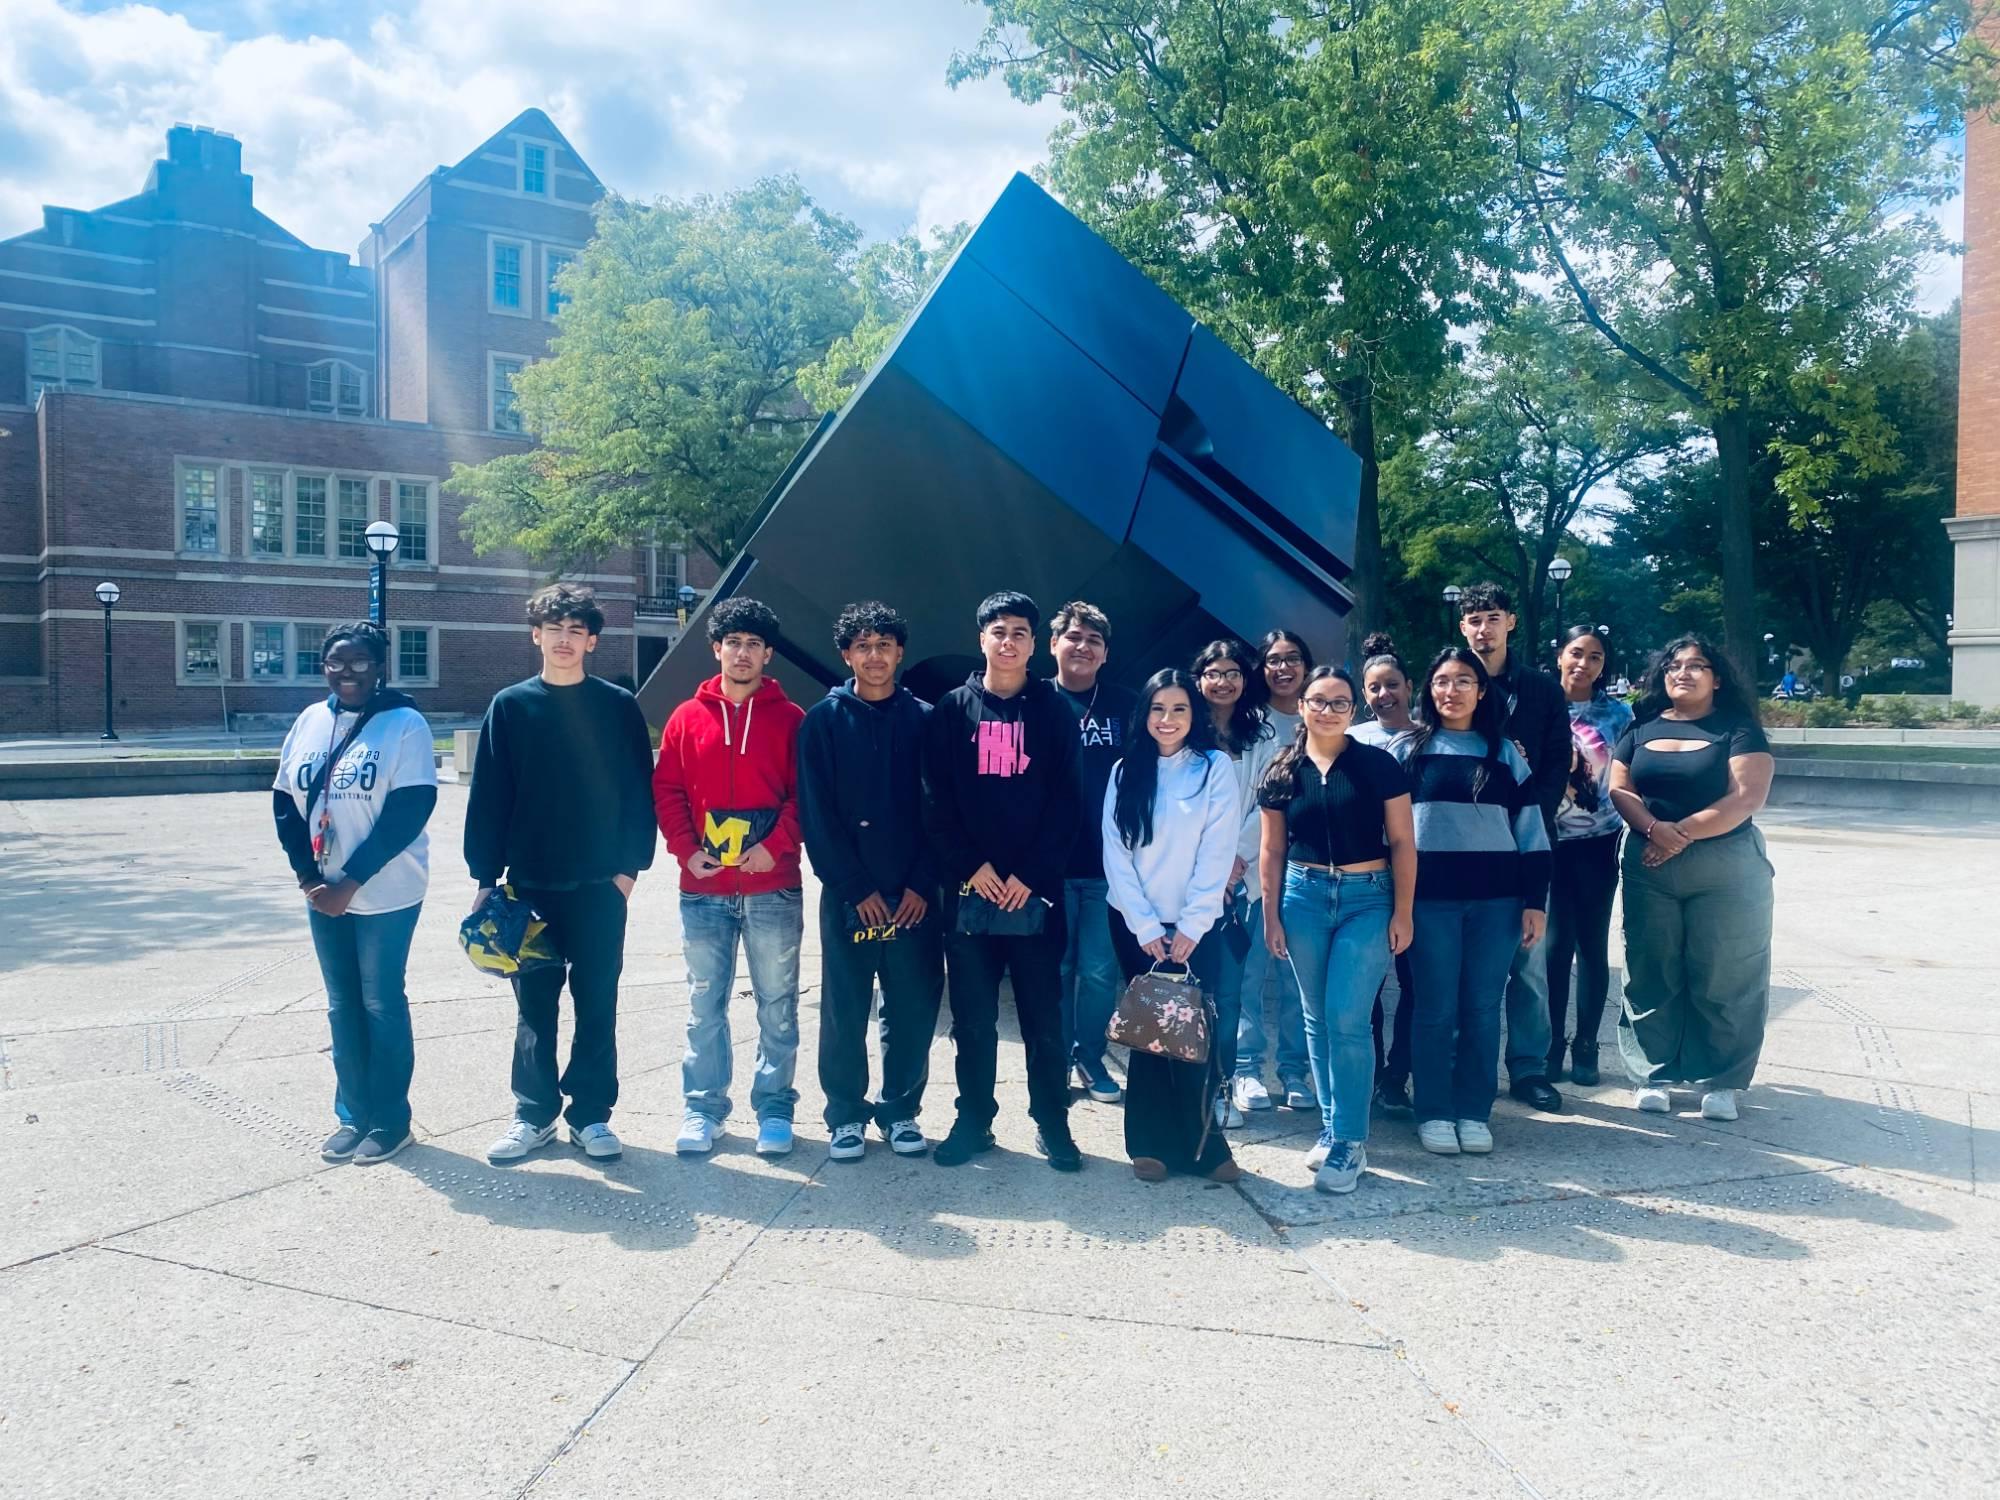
271, 621, 438, 1166
1257, 667, 1415, 1194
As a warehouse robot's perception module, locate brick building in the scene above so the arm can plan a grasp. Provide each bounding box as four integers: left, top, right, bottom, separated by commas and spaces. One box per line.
0, 110, 708, 734
1955, 101, 2000, 704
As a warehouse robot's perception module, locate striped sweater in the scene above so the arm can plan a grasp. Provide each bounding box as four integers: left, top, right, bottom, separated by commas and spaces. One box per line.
1391, 729, 1551, 911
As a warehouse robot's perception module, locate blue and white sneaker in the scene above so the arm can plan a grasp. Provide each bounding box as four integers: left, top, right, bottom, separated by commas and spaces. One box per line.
676, 1114, 721, 1156
755, 1117, 795, 1157
1072, 1057, 1122, 1103
569, 1122, 622, 1161
829, 1121, 867, 1162
1314, 1141, 1367, 1195
1305, 1128, 1335, 1171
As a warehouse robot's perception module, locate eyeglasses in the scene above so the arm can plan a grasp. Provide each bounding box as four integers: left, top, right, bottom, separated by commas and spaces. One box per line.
321, 658, 377, 677
1264, 654, 1305, 669
1199, 668, 1244, 683
1302, 697, 1354, 714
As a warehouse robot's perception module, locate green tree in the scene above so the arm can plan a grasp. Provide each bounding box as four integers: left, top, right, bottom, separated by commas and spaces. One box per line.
1500, 0, 1990, 674
954, 0, 1513, 631
449, 177, 863, 569
797, 224, 971, 411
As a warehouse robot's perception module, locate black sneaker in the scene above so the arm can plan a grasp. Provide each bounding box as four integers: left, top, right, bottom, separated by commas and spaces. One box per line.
1035, 1124, 1082, 1172
1373, 1079, 1413, 1116
933, 1122, 996, 1167
1509, 1077, 1565, 1113
320, 1125, 365, 1162
352, 1128, 413, 1165
1568, 1043, 1601, 1087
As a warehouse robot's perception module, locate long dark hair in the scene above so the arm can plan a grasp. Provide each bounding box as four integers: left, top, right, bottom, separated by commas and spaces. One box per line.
1259, 665, 1357, 808
1192, 637, 1270, 754
1113, 669, 1217, 850
1257, 628, 1314, 689
1633, 632, 1758, 726
1555, 624, 1609, 700
1409, 646, 1508, 797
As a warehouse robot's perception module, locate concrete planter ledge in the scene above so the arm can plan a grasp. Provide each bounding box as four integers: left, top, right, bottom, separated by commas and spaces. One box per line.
1764, 727, 2000, 747
0, 756, 284, 799
1768, 754, 2000, 812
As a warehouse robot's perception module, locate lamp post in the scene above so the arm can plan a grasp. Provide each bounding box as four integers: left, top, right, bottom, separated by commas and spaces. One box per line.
1441, 583, 1462, 641
1547, 556, 1573, 635
94, 580, 120, 741
364, 521, 401, 627
676, 583, 698, 629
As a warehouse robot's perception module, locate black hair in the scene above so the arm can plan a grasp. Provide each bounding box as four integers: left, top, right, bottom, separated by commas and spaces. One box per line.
321, 620, 389, 664
1257, 629, 1315, 683
707, 595, 782, 645
833, 600, 908, 651
1258, 666, 1358, 808
1359, 631, 1406, 682
1458, 581, 1513, 618
525, 582, 605, 636
1633, 632, 1758, 726
1112, 669, 1216, 850
975, 590, 1041, 633
1049, 600, 1111, 643
1556, 624, 1609, 699
1191, 637, 1271, 753
1409, 646, 1508, 798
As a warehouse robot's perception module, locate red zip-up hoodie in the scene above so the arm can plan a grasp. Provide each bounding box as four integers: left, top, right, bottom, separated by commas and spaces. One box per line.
653, 675, 805, 896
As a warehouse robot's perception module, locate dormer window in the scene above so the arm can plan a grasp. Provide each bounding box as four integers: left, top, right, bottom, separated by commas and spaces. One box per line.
28, 325, 99, 402
307, 359, 365, 415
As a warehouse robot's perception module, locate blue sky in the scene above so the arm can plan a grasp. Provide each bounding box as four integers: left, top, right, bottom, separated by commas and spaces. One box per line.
0, 1, 1963, 312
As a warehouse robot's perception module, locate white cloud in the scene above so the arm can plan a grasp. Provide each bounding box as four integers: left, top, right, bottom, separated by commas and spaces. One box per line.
0, 0, 1058, 258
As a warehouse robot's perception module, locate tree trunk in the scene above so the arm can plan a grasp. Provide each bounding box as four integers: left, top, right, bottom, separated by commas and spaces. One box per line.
1713, 406, 1759, 682
1345, 387, 1385, 652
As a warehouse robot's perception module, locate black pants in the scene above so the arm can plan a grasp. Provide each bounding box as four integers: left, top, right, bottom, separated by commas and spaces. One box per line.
1371, 949, 1415, 1086
817, 894, 945, 1128
1546, 832, 1621, 1059
1108, 916, 1232, 1176
940, 889, 1070, 1131
511, 881, 628, 1130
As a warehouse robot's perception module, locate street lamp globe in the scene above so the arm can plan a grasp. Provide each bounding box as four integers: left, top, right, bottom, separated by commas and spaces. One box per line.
95, 580, 121, 608
364, 520, 401, 562
1546, 557, 1573, 584
1442, 584, 1462, 605
1596, 623, 1610, 637
677, 584, 698, 610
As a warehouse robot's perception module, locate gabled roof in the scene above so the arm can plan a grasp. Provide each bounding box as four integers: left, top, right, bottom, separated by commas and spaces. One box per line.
443, 108, 602, 190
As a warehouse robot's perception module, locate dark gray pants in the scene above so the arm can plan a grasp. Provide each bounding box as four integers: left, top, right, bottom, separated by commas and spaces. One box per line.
1616, 827, 1774, 1091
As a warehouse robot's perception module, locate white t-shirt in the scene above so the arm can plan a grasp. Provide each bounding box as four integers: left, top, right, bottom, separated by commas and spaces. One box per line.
275, 700, 437, 914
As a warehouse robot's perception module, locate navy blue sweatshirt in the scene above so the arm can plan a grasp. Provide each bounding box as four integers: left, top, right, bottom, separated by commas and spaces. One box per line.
921, 672, 1080, 899
797, 681, 936, 909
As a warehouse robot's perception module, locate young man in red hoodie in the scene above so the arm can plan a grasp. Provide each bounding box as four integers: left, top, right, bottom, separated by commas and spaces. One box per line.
653, 596, 807, 1158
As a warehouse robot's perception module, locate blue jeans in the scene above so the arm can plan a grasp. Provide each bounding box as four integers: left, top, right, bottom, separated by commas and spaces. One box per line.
1060, 878, 1124, 1071
307, 902, 421, 1139
1236, 897, 1308, 1085
681, 888, 803, 1123
1504, 926, 1552, 1083
1409, 896, 1522, 1124
1280, 867, 1393, 1142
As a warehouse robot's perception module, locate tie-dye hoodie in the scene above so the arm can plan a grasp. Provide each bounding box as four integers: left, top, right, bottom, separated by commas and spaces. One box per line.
1555, 694, 1634, 841
921, 670, 1081, 899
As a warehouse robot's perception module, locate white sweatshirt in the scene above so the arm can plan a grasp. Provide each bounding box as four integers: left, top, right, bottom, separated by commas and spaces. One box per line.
1100, 747, 1241, 947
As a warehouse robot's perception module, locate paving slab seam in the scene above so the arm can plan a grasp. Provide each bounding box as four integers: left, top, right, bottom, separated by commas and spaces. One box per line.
1752, 1056, 2000, 1103
729, 1273, 1397, 1353
95, 1242, 645, 1362
157, 948, 313, 1022
512, 1158, 830, 1500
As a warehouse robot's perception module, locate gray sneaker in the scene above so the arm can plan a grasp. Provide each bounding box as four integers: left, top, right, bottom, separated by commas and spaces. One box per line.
320, 1125, 364, 1163
353, 1128, 413, 1165
569, 1122, 623, 1160
1314, 1141, 1366, 1194
487, 1119, 557, 1164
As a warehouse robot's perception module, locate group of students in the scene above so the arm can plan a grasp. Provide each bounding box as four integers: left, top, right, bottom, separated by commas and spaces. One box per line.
272, 579, 1777, 1195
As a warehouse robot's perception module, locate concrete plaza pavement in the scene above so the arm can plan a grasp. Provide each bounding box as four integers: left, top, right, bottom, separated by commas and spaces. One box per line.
1, 789, 1995, 1498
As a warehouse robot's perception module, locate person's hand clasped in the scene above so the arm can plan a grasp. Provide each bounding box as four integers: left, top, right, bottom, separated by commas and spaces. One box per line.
998, 875, 1033, 913
738, 843, 777, 875
890, 888, 929, 928
684, 850, 723, 880
968, 862, 1007, 904
1167, 931, 1197, 966
1141, 935, 1170, 962
854, 890, 893, 928
309, 878, 360, 917
1647, 819, 1690, 855
1521, 909, 1547, 949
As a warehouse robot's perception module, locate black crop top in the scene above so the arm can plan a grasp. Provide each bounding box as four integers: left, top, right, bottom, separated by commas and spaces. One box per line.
1612, 712, 1771, 828
1257, 741, 1410, 867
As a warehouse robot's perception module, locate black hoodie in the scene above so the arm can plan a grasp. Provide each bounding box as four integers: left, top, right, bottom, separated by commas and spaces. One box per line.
797, 680, 935, 910
921, 671, 1081, 900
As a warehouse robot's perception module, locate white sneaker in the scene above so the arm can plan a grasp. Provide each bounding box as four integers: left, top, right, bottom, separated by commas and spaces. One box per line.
487, 1119, 557, 1163
1306, 1129, 1335, 1170
1634, 1085, 1673, 1114
1418, 1119, 1461, 1154
829, 1121, 867, 1161
882, 1119, 927, 1156
1700, 1089, 1739, 1121
1213, 1091, 1244, 1129
1233, 1074, 1274, 1112
569, 1122, 622, 1160
676, 1114, 721, 1155
1455, 1119, 1493, 1154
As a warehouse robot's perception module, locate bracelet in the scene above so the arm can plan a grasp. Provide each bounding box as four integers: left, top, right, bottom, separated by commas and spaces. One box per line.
1642, 819, 1657, 839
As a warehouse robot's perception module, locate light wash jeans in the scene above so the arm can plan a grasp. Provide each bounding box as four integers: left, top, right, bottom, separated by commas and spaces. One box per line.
1060, 878, 1125, 1072
1279, 867, 1393, 1142
1236, 897, 1309, 1086
680, 888, 803, 1123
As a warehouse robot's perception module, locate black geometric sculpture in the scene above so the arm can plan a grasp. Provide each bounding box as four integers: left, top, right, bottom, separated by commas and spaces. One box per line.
637, 173, 1360, 720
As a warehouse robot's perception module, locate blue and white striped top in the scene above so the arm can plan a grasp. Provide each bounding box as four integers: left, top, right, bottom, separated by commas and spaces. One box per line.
1391, 729, 1551, 911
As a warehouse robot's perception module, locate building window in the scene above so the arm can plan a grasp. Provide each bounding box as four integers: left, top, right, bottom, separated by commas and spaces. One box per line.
28, 325, 100, 401
396, 480, 430, 563
249, 471, 286, 555
295, 474, 328, 556
521, 143, 549, 196
545, 250, 574, 318
179, 464, 220, 553
490, 355, 526, 433
336, 477, 372, 559
397, 627, 432, 683
182, 621, 222, 680
307, 360, 365, 415
249, 623, 289, 680
294, 623, 325, 679
491, 238, 525, 312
